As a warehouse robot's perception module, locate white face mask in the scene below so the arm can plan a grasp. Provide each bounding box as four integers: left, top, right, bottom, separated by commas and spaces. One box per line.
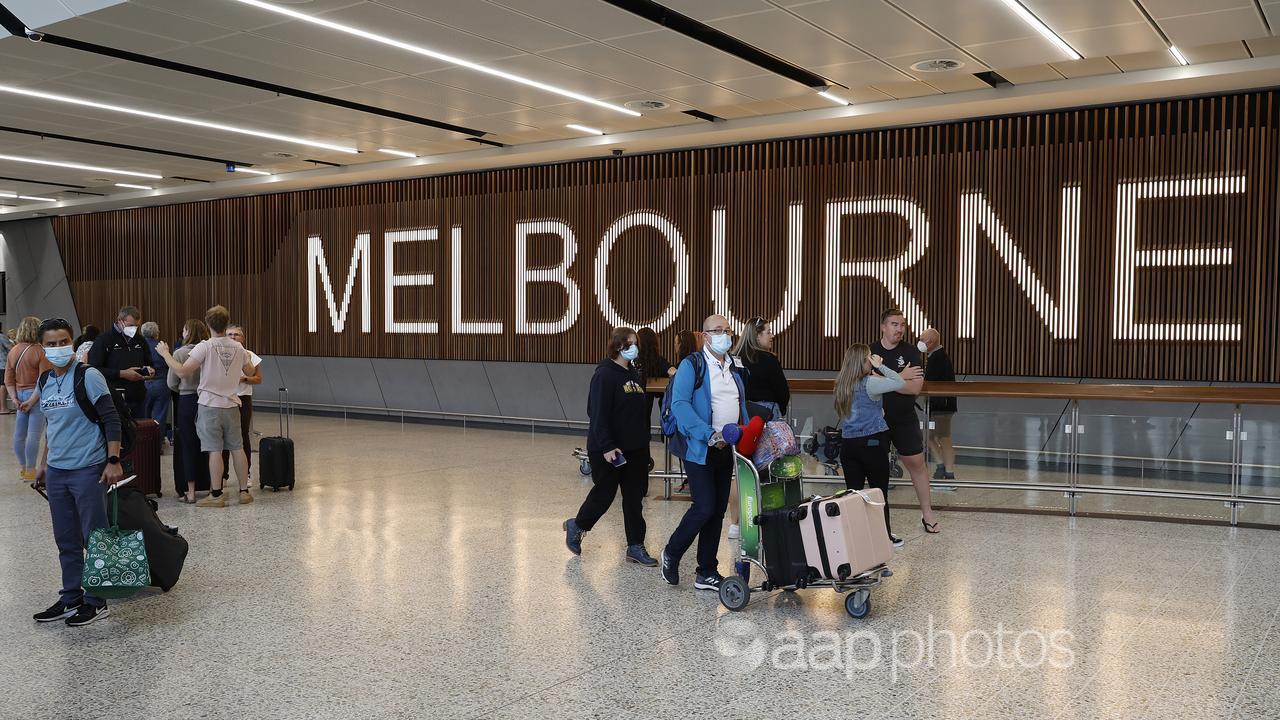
916, 340, 928, 353
121, 325, 138, 339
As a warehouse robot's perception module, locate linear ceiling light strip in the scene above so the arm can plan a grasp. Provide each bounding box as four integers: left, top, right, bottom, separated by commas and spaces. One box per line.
0, 125, 254, 167
229, 0, 640, 117
0, 2, 487, 138
0, 153, 162, 178
598, 0, 829, 89
0, 85, 357, 154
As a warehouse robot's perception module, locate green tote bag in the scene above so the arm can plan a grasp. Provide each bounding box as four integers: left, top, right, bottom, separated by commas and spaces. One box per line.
82, 488, 151, 600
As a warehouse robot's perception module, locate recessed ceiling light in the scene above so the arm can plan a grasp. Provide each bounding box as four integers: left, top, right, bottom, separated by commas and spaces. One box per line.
997, 0, 1081, 60
816, 89, 850, 106
0, 85, 357, 154
625, 100, 669, 111
115, 183, 153, 190
1168, 45, 1190, 66
911, 59, 966, 73
230, 0, 641, 118
378, 148, 417, 158
230, 166, 272, 176
0, 191, 14, 198
566, 124, 605, 136
19, 195, 57, 202
0, 153, 162, 179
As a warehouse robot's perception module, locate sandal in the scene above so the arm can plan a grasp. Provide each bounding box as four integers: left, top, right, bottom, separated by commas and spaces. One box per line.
921, 518, 940, 534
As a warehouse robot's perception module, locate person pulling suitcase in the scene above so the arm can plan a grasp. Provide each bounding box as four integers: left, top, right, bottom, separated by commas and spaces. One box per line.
833, 344, 906, 547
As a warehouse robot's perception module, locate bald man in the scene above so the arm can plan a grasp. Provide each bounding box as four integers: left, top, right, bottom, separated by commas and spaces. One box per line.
661, 314, 748, 591
921, 328, 957, 479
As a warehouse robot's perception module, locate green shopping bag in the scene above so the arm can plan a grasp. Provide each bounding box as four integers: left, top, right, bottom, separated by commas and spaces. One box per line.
82, 487, 150, 600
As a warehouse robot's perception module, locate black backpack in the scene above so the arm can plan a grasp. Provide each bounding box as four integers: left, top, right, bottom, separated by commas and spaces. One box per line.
39, 364, 137, 458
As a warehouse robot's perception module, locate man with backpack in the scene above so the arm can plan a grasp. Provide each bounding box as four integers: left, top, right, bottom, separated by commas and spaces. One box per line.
660, 314, 748, 591
31, 318, 124, 627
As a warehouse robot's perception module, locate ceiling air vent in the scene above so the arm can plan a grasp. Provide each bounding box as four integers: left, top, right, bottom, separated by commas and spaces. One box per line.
625, 100, 669, 111
265, 151, 299, 159
910, 59, 965, 72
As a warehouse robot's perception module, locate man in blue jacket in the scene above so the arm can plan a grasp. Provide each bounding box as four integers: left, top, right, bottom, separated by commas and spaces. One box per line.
662, 314, 748, 591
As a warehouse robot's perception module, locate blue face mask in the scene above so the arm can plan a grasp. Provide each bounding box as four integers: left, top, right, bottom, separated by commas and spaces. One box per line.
619, 344, 639, 362
709, 333, 733, 355
45, 346, 75, 368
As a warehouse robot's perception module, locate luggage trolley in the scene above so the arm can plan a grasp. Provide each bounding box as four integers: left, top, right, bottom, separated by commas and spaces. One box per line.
718, 451, 888, 619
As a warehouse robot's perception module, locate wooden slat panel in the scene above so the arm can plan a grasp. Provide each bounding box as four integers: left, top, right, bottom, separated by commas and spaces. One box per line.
47, 90, 1280, 382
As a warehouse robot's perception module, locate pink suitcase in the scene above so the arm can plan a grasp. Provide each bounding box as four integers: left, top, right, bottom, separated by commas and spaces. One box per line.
796, 489, 893, 580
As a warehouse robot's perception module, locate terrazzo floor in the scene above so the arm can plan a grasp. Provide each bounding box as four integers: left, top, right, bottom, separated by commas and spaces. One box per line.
2, 412, 1279, 719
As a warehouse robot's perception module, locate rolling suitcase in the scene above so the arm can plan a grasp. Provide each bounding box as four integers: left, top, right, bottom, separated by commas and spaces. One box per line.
756, 507, 811, 589
129, 418, 164, 498
115, 485, 189, 592
796, 489, 893, 581
259, 387, 295, 491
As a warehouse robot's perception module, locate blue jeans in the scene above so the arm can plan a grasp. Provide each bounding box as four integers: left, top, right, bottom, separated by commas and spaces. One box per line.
46, 464, 108, 608
144, 379, 171, 440
664, 445, 734, 576
13, 388, 43, 468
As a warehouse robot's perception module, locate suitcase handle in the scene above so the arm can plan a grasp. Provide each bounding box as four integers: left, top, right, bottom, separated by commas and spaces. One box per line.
278, 387, 291, 439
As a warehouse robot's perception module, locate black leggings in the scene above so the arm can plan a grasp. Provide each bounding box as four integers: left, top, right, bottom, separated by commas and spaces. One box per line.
575, 448, 651, 546
840, 432, 892, 536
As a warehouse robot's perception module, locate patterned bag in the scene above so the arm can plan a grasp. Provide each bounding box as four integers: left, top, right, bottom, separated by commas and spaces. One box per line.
752, 421, 800, 468
82, 489, 151, 600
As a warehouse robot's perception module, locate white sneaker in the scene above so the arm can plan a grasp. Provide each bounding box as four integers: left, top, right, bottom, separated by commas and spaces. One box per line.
727, 524, 740, 539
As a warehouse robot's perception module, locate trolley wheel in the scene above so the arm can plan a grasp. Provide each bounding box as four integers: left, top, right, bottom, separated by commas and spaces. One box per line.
647, 457, 655, 472
578, 459, 592, 476
889, 462, 904, 479
845, 590, 871, 619
719, 575, 750, 612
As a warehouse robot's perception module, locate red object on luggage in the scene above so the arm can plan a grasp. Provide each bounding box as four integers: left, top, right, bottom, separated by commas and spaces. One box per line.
737, 415, 765, 456
130, 419, 163, 497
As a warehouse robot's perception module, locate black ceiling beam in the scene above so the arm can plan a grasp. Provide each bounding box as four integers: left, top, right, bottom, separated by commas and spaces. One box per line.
598, 0, 829, 88
0, 125, 255, 168
0, 3, 488, 139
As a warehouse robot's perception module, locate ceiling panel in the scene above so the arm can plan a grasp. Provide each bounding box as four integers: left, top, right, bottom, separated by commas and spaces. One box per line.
1109, 49, 1179, 72
709, 10, 870, 68
1246, 35, 1280, 56
890, 0, 1036, 46
0, 34, 121, 72
923, 73, 993, 93
878, 51, 986, 81
1140, 0, 1255, 19
321, 85, 474, 129
1049, 57, 1121, 79
372, 0, 586, 53
1266, 3, 1280, 29
363, 76, 526, 116
98, 61, 276, 106
719, 73, 812, 101
199, 33, 403, 86
249, 20, 455, 76
812, 59, 914, 87
486, 0, 658, 41
427, 54, 644, 104
131, 0, 360, 33
657, 0, 773, 21
1020, 0, 1148, 31
156, 44, 351, 94
995, 64, 1065, 84
1181, 41, 1251, 63
604, 31, 767, 83
641, 83, 753, 108
963, 35, 1076, 68
1159, 8, 1269, 48
870, 81, 942, 99
75, 2, 236, 44
1059, 23, 1166, 57
39, 16, 187, 57
540, 42, 704, 89
787, 0, 952, 59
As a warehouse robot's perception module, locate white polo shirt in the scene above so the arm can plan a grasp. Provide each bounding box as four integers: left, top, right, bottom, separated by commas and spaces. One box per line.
703, 347, 740, 431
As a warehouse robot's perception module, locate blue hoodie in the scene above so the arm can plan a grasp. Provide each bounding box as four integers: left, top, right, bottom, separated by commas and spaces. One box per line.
670, 349, 748, 465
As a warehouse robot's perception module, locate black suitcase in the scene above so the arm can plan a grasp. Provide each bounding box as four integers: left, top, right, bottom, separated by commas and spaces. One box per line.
115, 485, 189, 592
259, 387, 295, 491
130, 418, 164, 498
757, 506, 811, 590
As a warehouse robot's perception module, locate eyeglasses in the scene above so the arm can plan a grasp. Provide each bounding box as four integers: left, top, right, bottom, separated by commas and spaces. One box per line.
748, 316, 766, 331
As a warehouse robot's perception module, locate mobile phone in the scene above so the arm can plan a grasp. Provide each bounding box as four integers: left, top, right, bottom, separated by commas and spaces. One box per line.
610, 453, 627, 467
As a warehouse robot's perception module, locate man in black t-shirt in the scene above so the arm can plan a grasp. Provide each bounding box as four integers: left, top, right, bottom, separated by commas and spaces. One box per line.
871, 308, 939, 534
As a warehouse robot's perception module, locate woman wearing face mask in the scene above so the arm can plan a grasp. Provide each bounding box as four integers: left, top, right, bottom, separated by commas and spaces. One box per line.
562, 327, 658, 567
834, 344, 906, 547
166, 319, 211, 503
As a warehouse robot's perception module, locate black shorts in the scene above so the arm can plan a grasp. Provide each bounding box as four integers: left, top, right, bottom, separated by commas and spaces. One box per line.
883, 412, 924, 457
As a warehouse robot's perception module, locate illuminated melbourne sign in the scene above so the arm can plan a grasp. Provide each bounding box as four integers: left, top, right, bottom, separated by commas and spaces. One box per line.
306, 173, 1245, 344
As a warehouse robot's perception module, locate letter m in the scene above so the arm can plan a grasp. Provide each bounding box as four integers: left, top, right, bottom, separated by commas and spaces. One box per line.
308, 233, 371, 333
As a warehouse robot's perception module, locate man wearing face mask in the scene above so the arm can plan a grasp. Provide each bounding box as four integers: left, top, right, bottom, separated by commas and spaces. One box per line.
661, 314, 748, 591
88, 306, 153, 420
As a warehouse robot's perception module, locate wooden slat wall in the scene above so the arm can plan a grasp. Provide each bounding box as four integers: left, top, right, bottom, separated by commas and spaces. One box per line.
49, 90, 1280, 381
